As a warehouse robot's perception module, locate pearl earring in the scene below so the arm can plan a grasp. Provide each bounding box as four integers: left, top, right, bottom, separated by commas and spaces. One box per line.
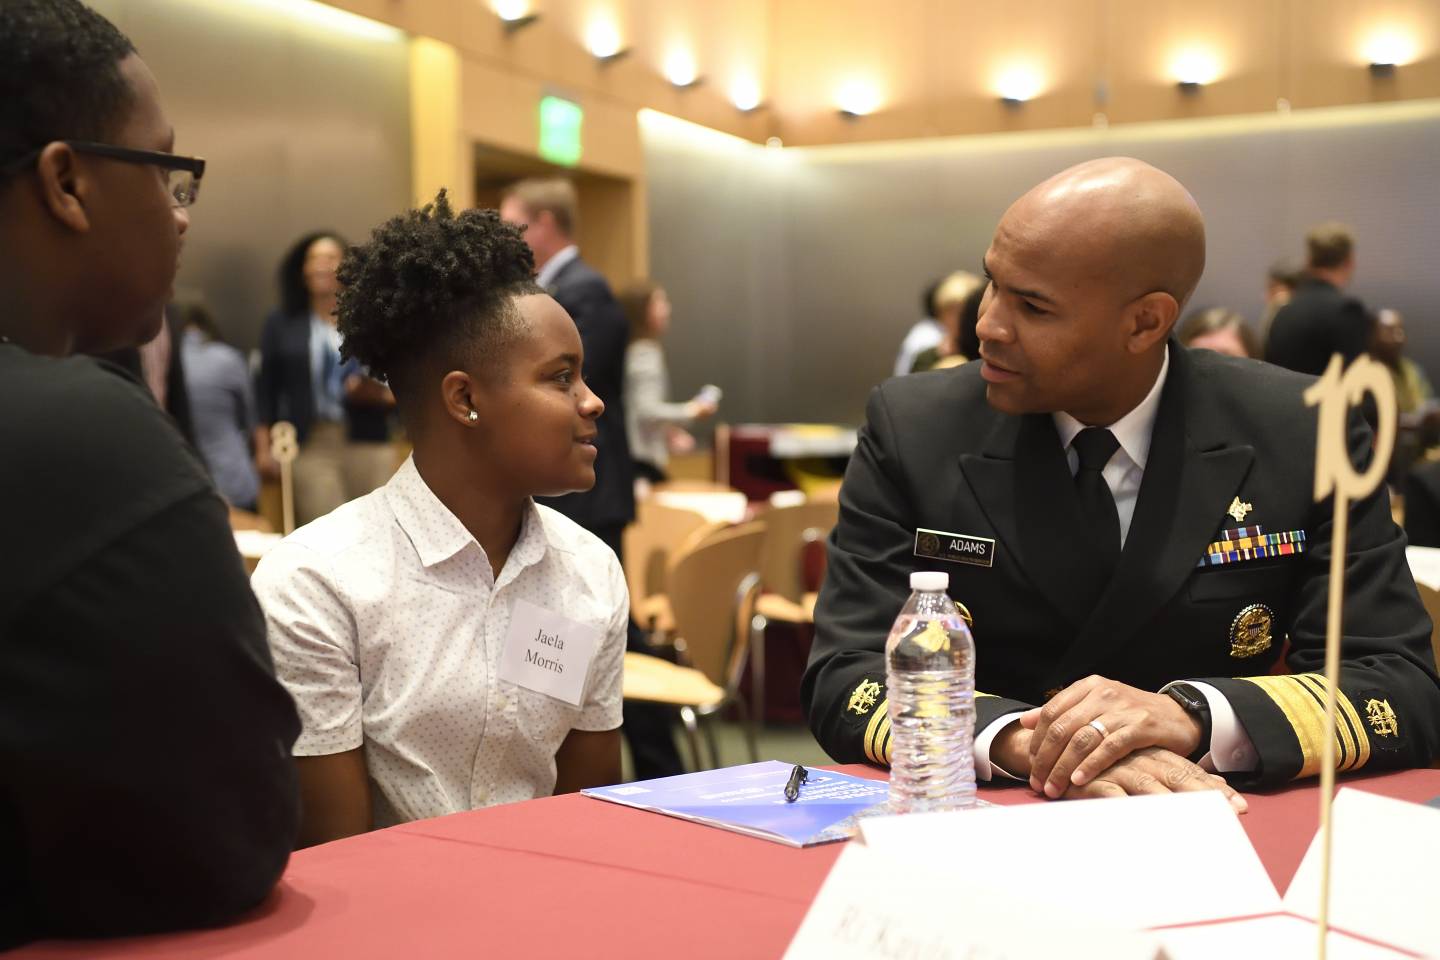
467, 410, 479, 423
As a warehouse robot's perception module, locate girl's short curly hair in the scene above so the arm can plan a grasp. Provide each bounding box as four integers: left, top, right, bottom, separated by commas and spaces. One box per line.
337, 189, 543, 401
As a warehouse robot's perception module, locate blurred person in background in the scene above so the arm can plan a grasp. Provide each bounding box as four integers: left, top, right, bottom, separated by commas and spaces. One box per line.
1178, 307, 1259, 359
176, 299, 260, 511
96, 303, 192, 442
910, 271, 985, 372
619, 281, 718, 486
894, 277, 943, 376
500, 179, 634, 560
503, 185, 683, 779
1265, 222, 1370, 376
255, 231, 396, 525
1371, 308, 1440, 484
1258, 257, 1302, 346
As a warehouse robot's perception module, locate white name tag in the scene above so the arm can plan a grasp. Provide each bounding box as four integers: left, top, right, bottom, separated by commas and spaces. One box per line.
496, 598, 601, 707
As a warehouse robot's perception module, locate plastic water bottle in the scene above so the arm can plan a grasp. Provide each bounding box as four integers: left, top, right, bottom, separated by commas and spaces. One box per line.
885, 571, 976, 813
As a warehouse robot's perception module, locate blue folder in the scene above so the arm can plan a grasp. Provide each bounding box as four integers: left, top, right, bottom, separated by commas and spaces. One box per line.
582, 760, 890, 847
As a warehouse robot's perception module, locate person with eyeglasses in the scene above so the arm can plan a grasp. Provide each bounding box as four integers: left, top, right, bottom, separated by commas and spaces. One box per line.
0, 0, 300, 948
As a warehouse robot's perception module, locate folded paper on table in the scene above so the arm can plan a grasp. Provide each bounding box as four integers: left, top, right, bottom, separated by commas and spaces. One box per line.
1282, 788, 1440, 957
784, 843, 1165, 960
1156, 913, 1418, 959
583, 761, 889, 847
859, 791, 1280, 930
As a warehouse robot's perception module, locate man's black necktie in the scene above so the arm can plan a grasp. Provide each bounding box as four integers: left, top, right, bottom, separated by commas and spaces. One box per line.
1072, 427, 1122, 591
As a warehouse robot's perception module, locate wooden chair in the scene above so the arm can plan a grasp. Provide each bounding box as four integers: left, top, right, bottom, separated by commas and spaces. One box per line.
622, 522, 765, 769
622, 501, 715, 636
748, 500, 840, 725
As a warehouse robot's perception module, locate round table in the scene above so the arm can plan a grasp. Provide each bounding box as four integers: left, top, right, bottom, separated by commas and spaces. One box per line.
15, 767, 1439, 959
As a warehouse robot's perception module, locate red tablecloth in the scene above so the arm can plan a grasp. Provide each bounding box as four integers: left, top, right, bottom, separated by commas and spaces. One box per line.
15, 767, 1439, 959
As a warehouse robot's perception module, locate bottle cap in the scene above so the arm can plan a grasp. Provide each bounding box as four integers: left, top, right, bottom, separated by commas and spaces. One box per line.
910, 571, 949, 591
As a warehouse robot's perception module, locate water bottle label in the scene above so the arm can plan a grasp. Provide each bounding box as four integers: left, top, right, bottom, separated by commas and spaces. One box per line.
912, 526, 996, 568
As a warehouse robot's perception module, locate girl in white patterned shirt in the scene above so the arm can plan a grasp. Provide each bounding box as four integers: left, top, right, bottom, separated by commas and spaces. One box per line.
253, 191, 627, 845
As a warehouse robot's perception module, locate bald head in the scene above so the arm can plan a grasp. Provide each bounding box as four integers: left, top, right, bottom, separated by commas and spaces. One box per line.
976, 158, 1208, 424
1010, 157, 1206, 311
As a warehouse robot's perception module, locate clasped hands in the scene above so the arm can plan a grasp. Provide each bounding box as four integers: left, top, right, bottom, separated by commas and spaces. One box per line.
990, 675, 1248, 813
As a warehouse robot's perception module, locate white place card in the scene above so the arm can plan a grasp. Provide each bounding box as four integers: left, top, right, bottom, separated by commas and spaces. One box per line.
859, 791, 1280, 930
1157, 913, 1415, 959
1284, 788, 1440, 958
784, 844, 1164, 960
496, 598, 601, 707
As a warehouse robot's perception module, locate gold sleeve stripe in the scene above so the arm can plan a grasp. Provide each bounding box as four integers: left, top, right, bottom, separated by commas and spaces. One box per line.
880, 722, 892, 766
976, 691, 997, 698
1239, 673, 1371, 777
1293, 673, 1371, 772
863, 699, 892, 766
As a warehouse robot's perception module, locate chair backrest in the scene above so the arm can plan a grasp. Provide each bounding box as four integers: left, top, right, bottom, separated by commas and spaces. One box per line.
1414, 581, 1440, 674
758, 500, 840, 602
667, 521, 765, 692
622, 501, 712, 607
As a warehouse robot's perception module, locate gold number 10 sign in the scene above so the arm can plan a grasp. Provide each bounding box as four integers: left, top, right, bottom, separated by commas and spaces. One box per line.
1301, 353, 1396, 960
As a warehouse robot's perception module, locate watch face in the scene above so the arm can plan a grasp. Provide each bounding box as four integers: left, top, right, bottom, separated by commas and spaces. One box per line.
1169, 684, 1203, 711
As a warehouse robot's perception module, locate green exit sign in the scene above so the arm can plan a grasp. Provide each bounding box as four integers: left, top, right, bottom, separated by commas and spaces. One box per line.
538, 96, 582, 167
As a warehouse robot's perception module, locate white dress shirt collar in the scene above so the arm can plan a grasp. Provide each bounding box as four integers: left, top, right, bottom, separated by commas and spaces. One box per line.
385, 456, 547, 580
536, 244, 580, 290
1052, 345, 1170, 470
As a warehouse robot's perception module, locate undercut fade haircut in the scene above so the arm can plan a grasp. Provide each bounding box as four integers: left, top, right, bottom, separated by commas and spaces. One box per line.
0, 0, 137, 167
337, 189, 543, 406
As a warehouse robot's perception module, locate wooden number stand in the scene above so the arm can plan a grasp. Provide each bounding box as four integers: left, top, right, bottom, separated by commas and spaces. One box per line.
269, 421, 300, 535
1301, 354, 1397, 959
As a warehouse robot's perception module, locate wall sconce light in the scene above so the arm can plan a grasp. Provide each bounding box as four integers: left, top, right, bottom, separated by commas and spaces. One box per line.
1363, 29, 1415, 75
994, 65, 1042, 107
835, 81, 880, 119
664, 50, 701, 89
1170, 48, 1220, 93
730, 76, 763, 112
494, 1, 538, 31
586, 20, 627, 64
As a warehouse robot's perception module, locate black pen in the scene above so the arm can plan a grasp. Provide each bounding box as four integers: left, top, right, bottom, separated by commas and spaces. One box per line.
784, 764, 808, 802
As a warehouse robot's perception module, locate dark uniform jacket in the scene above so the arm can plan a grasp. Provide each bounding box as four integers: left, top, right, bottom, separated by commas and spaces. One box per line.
538, 254, 636, 533
803, 342, 1440, 789
1265, 276, 1370, 377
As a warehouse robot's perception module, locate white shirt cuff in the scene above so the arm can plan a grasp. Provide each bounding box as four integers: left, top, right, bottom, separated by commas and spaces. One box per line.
1166, 680, 1259, 773
973, 711, 1027, 781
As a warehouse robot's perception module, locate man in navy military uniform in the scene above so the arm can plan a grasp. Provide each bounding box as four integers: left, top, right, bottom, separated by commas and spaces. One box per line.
804, 158, 1440, 800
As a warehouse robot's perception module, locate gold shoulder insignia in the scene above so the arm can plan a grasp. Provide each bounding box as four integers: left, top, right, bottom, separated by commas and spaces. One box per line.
1365, 698, 1399, 738
848, 679, 881, 715
1227, 496, 1253, 523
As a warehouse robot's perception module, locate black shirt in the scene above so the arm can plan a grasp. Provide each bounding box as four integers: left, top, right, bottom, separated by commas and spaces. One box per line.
1264, 276, 1370, 376
0, 345, 301, 948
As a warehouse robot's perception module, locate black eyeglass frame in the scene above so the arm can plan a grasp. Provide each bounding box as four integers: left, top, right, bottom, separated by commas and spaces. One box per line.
1, 140, 205, 206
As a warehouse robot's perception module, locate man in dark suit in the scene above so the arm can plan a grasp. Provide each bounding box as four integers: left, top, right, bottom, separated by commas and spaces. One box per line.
805, 158, 1440, 801
501, 180, 635, 555
1265, 223, 1372, 375
502, 180, 685, 779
